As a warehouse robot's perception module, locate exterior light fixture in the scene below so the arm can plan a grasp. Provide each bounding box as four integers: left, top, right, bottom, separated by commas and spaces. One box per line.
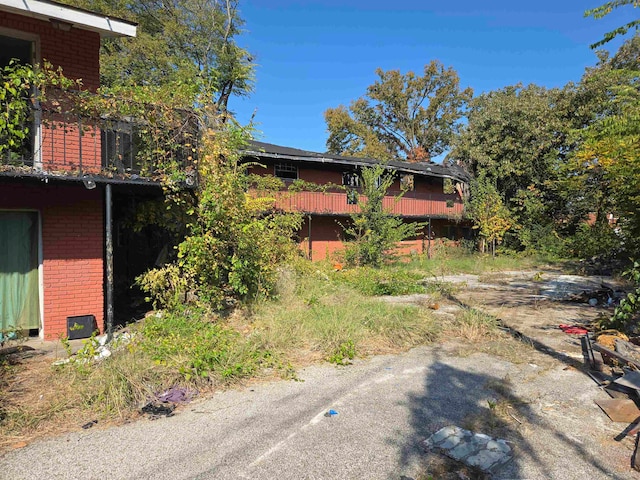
82, 174, 96, 190
49, 19, 73, 32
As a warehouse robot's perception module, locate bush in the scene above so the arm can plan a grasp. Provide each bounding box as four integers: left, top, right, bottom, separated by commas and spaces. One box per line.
343, 166, 421, 266
567, 222, 622, 259
138, 127, 303, 310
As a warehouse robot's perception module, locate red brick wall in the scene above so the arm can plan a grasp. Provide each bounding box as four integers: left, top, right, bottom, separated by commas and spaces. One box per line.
1, 11, 102, 172
0, 11, 100, 89
0, 182, 104, 339
298, 216, 465, 262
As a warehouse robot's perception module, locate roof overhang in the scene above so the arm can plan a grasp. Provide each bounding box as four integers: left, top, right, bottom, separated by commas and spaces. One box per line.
0, 0, 137, 38
243, 144, 470, 183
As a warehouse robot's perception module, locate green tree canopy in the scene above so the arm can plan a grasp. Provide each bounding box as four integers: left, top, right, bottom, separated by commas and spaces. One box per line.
465, 176, 513, 255
325, 61, 472, 162
571, 35, 640, 251
63, 0, 254, 113
451, 82, 586, 252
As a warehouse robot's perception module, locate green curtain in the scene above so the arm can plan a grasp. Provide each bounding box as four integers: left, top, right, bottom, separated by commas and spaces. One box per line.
0, 212, 40, 332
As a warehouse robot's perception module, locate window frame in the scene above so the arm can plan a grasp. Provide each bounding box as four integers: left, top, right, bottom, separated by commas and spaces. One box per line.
274, 162, 298, 180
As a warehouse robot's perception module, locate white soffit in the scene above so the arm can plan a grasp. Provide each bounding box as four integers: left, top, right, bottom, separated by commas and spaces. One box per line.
0, 0, 137, 38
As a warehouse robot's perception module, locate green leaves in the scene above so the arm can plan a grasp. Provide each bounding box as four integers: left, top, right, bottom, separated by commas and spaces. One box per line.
343, 166, 422, 267
325, 61, 472, 162
465, 176, 513, 254
140, 125, 303, 311
65, 0, 254, 113
585, 1, 640, 48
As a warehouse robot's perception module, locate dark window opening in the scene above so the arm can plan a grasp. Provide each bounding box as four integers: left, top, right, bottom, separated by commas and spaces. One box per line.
342, 171, 360, 187
101, 121, 136, 173
0, 35, 35, 165
275, 163, 298, 180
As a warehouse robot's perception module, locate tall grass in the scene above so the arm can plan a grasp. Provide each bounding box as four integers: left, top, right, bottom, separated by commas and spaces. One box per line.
398, 250, 562, 277
250, 266, 439, 362
2, 253, 526, 448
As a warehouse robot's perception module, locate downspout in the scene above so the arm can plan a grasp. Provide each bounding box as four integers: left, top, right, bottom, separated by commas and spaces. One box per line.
307, 214, 312, 261
105, 184, 114, 342
427, 217, 432, 259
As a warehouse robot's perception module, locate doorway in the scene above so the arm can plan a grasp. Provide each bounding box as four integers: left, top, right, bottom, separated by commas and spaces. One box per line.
0, 212, 41, 336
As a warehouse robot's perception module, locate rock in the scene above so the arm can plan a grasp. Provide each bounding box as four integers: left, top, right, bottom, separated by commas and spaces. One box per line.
424, 425, 512, 473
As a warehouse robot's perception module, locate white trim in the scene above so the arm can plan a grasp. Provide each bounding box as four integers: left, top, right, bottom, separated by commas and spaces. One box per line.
0, 0, 136, 38
37, 210, 44, 339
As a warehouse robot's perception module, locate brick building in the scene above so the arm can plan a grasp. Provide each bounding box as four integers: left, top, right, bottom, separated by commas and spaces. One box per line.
243, 141, 471, 261
0, 0, 191, 340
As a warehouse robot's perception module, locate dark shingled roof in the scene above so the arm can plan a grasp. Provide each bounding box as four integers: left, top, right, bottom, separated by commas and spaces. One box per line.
243, 140, 470, 183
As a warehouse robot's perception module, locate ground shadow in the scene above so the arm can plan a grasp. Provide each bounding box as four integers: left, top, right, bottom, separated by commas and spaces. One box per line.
393, 349, 628, 479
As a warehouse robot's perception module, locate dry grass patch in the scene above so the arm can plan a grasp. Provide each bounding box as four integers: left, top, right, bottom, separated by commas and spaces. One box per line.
0, 355, 87, 451
461, 376, 530, 439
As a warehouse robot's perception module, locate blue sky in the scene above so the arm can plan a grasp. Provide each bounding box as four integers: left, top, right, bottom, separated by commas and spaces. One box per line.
233, 1, 638, 154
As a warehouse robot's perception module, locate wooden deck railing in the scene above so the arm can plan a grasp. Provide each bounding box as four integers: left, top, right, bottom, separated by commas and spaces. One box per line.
264, 190, 464, 217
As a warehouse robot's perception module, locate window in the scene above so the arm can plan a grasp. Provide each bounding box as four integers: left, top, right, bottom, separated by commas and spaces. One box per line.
374, 175, 383, 188
342, 171, 360, 188
400, 174, 415, 191
274, 163, 297, 180
101, 120, 135, 172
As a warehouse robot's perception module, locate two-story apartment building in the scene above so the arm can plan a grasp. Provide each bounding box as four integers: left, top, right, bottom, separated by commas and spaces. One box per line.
243, 141, 470, 261
0, 0, 194, 340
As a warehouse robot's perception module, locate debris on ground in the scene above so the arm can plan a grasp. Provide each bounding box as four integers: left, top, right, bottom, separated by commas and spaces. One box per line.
596, 330, 629, 349
0, 345, 35, 356
51, 332, 133, 366
423, 425, 512, 473
559, 324, 589, 335
81, 420, 98, 430
141, 402, 175, 419
324, 409, 338, 417
157, 387, 195, 404
595, 399, 640, 423
565, 284, 627, 307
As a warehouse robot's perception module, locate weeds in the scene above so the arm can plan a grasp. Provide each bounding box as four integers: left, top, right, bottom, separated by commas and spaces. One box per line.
445, 307, 501, 342
0, 253, 549, 449
333, 266, 425, 296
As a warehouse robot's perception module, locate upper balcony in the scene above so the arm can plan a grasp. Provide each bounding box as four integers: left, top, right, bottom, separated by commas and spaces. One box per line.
0, 86, 199, 186
264, 189, 464, 218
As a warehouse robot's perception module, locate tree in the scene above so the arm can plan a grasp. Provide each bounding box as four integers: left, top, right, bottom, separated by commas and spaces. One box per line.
586, 0, 640, 48
451, 83, 575, 252
465, 176, 513, 255
325, 61, 472, 162
343, 166, 420, 266
63, 0, 254, 114
139, 122, 303, 309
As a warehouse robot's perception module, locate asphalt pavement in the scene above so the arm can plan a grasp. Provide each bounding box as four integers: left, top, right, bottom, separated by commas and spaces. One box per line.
0, 343, 635, 479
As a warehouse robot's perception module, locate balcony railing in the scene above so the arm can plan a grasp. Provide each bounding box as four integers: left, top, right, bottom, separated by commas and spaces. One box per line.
0, 87, 198, 183
265, 190, 464, 218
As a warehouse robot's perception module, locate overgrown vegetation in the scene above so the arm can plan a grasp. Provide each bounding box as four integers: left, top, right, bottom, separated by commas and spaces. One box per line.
137, 125, 303, 310
451, 34, 640, 260
2, 251, 524, 448
343, 165, 421, 266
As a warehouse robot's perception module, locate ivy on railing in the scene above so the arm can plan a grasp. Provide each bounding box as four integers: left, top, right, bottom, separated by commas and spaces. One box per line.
1, 60, 79, 161
1, 60, 199, 184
